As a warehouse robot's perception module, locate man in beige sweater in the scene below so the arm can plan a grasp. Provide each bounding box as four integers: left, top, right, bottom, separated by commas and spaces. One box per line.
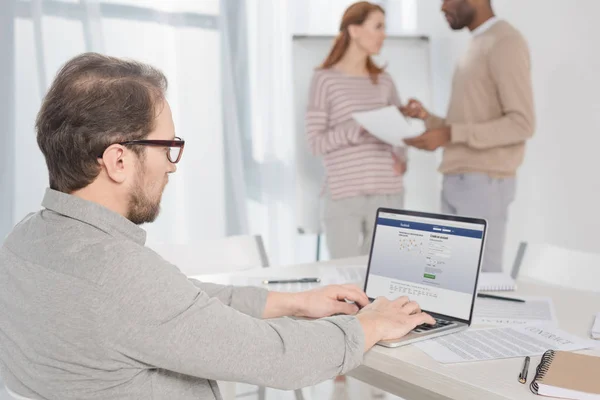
403, 0, 535, 272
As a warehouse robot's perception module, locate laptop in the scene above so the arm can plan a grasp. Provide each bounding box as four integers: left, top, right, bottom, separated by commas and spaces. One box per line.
363, 208, 487, 348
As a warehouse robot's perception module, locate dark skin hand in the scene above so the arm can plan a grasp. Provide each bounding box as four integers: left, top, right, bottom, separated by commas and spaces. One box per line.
404, 126, 452, 151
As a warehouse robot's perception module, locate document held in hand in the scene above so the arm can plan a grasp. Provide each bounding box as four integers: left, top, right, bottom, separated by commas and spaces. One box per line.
352, 105, 414, 146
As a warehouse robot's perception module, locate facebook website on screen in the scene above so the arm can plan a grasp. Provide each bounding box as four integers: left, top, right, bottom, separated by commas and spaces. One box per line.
365, 212, 485, 320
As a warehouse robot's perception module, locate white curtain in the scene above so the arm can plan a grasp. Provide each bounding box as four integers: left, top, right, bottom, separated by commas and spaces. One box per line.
220, 0, 250, 236
8, 0, 226, 244
243, 0, 297, 265
222, 0, 371, 266
220, 0, 298, 266
222, 0, 419, 266
0, 0, 16, 241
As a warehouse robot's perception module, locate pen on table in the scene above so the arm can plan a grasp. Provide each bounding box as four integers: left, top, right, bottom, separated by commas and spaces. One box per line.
262, 278, 321, 285
477, 293, 525, 303
519, 356, 530, 384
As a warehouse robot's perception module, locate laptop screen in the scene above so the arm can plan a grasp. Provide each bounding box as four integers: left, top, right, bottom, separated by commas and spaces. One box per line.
364, 209, 486, 321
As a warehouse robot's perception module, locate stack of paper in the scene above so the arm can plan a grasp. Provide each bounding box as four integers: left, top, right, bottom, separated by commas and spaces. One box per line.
477, 272, 516, 291
415, 325, 598, 364
593, 313, 600, 339
473, 296, 557, 326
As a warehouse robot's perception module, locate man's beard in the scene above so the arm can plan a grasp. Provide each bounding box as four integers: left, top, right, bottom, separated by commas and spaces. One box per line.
447, 3, 476, 30
127, 168, 165, 225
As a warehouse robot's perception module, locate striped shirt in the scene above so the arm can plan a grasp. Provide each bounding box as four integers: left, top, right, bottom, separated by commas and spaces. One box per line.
306, 68, 405, 200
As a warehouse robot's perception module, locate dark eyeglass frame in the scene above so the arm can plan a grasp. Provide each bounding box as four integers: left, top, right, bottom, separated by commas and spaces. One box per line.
98, 136, 185, 164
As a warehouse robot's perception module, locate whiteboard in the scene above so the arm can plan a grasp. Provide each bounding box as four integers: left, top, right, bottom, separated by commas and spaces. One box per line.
292, 35, 441, 234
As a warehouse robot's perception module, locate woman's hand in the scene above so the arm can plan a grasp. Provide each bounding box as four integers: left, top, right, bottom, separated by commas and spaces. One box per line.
400, 98, 429, 120
392, 152, 407, 176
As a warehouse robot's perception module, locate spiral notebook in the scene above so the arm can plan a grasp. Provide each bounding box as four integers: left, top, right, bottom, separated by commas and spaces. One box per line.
530, 350, 600, 399
478, 272, 517, 291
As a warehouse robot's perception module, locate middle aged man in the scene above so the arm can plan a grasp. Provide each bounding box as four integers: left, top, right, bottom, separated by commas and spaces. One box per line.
0, 52, 434, 400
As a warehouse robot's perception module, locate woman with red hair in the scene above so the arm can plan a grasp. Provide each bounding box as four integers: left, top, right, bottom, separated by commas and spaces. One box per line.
306, 4, 406, 398
306, 1, 408, 266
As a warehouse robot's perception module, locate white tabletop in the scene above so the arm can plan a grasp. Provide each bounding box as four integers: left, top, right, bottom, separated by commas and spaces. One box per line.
190, 257, 600, 400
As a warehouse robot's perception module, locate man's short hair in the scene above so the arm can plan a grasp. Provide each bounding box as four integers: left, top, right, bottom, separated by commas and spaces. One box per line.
36, 52, 168, 193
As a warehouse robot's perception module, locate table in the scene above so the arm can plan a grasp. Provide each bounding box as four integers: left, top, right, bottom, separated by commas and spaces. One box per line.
191, 256, 600, 400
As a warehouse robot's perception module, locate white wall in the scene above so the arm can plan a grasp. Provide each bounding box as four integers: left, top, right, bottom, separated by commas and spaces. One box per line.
394, 0, 600, 265
496, 0, 600, 258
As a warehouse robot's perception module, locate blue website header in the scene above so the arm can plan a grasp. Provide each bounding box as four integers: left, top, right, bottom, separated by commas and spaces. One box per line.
377, 218, 484, 239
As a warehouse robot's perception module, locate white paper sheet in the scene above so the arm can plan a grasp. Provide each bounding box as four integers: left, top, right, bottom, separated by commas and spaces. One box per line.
352, 106, 414, 146
322, 265, 365, 285
229, 266, 366, 293
477, 272, 516, 291
415, 325, 598, 363
592, 312, 600, 339
473, 296, 558, 326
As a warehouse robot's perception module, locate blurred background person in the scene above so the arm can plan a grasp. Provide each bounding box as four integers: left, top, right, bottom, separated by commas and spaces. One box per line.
306, 3, 409, 398
306, 1, 408, 265
403, 0, 535, 272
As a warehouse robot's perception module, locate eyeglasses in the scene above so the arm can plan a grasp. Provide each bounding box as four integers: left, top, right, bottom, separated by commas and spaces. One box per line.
99, 136, 185, 164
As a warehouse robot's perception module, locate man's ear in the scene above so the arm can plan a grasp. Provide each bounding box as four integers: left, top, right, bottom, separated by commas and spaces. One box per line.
99, 145, 127, 184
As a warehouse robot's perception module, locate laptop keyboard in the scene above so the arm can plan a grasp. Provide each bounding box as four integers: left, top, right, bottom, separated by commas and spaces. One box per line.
413, 318, 456, 333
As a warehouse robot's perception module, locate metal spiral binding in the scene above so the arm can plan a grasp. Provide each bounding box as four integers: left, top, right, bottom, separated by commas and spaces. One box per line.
530, 350, 557, 394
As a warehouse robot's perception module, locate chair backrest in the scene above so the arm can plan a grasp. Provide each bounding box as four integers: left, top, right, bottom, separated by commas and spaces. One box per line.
146, 235, 269, 276
512, 241, 600, 293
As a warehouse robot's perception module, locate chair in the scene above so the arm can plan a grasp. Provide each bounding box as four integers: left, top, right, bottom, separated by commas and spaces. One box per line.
147, 235, 304, 400
511, 241, 600, 293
